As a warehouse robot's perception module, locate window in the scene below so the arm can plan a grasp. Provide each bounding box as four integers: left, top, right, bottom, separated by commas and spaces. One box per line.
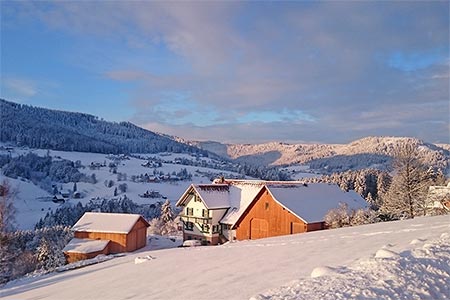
265, 202, 269, 210
184, 221, 194, 231
212, 225, 221, 233
222, 224, 231, 230
202, 209, 209, 218
201, 224, 210, 233
186, 207, 193, 216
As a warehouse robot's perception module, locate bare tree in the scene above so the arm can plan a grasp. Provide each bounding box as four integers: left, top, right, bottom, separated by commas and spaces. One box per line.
0, 180, 17, 283
381, 143, 430, 219
0, 180, 16, 234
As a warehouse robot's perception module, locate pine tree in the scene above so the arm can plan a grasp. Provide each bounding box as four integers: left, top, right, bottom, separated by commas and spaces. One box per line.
161, 200, 174, 224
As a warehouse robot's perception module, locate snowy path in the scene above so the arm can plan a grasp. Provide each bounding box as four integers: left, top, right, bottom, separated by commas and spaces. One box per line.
2, 215, 449, 300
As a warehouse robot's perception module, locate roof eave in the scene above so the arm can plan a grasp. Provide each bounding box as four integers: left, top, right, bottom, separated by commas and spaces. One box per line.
175, 184, 196, 207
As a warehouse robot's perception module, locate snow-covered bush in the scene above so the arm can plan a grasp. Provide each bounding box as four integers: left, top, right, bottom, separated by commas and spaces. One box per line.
325, 203, 379, 228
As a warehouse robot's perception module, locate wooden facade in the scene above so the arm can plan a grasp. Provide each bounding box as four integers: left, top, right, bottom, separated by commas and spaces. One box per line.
234, 187, 325, 240
64, 213, 149, 263
65, 245, 110, 264
73, 218, 148, 253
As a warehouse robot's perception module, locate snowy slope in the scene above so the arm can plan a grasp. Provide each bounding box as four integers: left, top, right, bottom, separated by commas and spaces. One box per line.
2, 215, 449, 300
195, 137, 450, 170
0, 174, 53, 229
2, 147, 246, 229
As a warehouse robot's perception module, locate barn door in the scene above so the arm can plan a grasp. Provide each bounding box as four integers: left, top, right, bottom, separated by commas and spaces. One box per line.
290, 222, 305, 234
250, 218, 268, 239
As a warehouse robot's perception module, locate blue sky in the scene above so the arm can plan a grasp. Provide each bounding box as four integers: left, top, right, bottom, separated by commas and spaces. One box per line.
1, 1, 449, 144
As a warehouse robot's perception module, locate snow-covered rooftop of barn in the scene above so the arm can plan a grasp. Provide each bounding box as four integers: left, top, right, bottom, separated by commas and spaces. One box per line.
267, 183, 367, 223
72, 212, 144, 234
220, 182, 265, 225
63, 238, 109, 254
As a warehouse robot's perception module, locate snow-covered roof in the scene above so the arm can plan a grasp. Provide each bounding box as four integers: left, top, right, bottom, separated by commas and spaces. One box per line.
220, 182, 264, 225
63, 238, 110, 254
267, 183, 367, 223
72, 212, 149, 234
176, 184, 231, 209
194, 184, 230, 209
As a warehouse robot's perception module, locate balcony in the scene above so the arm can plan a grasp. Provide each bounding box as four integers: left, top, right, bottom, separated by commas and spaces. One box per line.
180, 214, 213, 225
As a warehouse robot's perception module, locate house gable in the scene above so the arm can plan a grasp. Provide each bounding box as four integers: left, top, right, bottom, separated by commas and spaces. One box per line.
233, 186, 308, 240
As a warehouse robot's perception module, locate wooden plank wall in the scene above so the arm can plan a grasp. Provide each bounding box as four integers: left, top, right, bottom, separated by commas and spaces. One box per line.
65, 246, 109, 264
235, 187, 307, 240
73, 218, 148, 254
74, 231, 128, 253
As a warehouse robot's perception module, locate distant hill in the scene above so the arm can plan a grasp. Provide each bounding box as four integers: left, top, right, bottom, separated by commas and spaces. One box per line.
2, 98, 448, 173
0, 99, 207, 155
193, 137, 450, 173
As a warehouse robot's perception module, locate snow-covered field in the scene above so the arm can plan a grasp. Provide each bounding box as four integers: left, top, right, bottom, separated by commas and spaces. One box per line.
1, 148, 246, 229
2, 215, 449, 300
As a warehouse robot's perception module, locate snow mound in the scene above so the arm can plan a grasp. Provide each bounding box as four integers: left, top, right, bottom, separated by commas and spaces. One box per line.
134, 255, 156, 264
410, 238, 426, 245
253, 234, 450, 300
374, 248, 399, 259
56, 255, 113, 272
310, 266, 338, 278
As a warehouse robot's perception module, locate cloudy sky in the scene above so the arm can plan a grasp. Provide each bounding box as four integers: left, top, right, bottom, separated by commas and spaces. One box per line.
1, 1, 449, 144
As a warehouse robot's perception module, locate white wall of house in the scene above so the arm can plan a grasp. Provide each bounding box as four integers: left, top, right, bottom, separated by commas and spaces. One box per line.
182, 192, 228, 239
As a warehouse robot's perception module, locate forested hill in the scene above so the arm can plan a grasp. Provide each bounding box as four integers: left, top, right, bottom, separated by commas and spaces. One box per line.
0, 99, 207, 155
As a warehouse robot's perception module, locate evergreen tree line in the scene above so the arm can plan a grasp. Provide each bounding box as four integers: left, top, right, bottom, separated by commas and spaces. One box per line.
320, 144, 448, 227
0, 99, 208, 155
1, 226, 72, 284
0, 152, 94, 192
35, 196, 163, 229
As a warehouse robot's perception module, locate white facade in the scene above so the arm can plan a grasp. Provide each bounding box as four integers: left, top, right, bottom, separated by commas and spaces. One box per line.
179, 190, 227, 244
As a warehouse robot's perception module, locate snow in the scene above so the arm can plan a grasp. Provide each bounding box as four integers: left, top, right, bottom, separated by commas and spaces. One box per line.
193, 184, 230, 209
62, 238, 110, 254
374, 248, 399, 259
3, 147, 247, 230
253, 231, 450, 300
2, 215, 449, 300
221, 182, 264, 225
0, 174, 53, 230
72, 212, 146, 234
268, 183, 367, 223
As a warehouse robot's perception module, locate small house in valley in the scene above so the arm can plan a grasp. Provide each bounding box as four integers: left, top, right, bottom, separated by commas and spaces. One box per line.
63, 212, 150, 263
176, 179, 367, 245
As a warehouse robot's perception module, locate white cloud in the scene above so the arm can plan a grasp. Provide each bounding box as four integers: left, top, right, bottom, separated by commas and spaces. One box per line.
1, 77, 37, 98
4, 1, 449, 143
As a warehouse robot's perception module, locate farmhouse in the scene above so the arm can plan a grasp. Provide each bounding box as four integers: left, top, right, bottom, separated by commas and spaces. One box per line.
63, 212, 149, 263
426, 182, 450, 213
176, 179, 366, 245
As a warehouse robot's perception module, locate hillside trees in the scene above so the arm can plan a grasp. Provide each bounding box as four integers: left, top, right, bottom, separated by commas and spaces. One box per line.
380, 144, 439, 219
0, 180, 17, 283
0, 99, 208, 155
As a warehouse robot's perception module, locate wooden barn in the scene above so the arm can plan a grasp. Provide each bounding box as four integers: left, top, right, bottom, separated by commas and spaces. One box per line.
230, 184, 358, 240
177, 180, 367, 244
63, 212, 149, 263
